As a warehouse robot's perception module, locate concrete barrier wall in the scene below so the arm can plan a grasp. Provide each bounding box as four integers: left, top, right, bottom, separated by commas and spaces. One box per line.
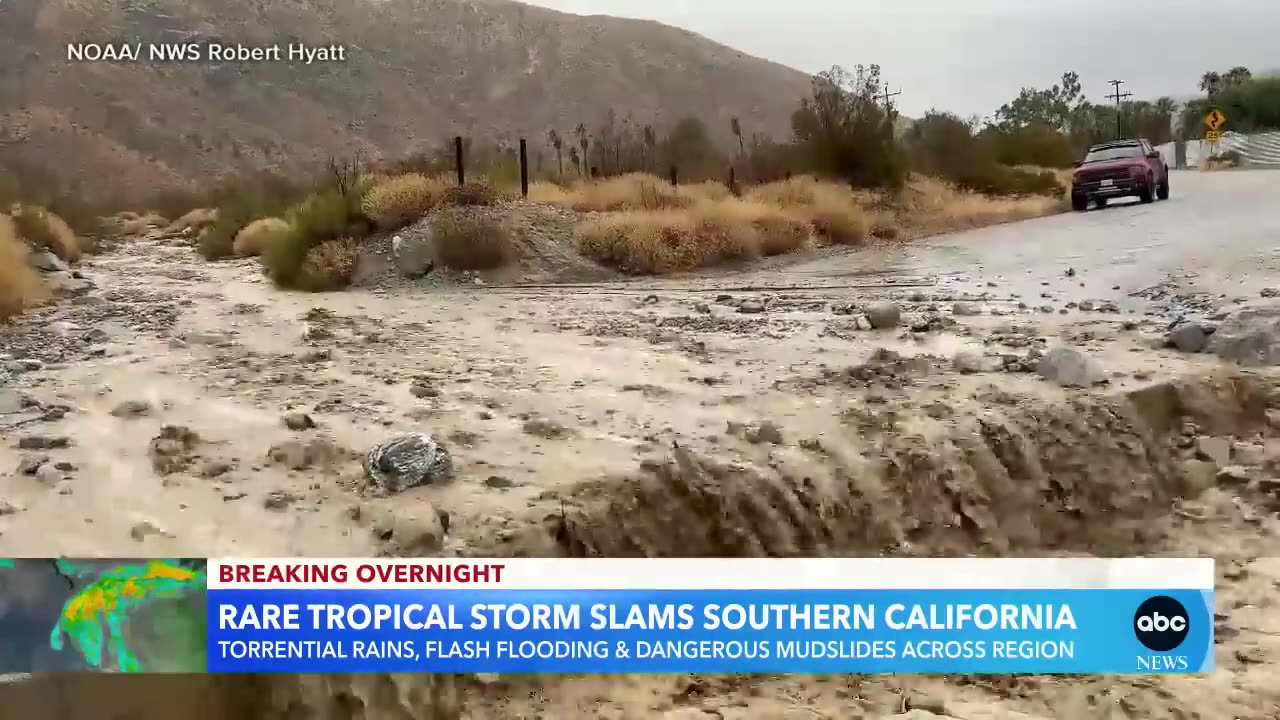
1157, 131, 1280, 168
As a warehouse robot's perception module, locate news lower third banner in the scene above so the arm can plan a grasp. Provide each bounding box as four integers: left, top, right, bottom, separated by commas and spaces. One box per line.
0, 558, 1213, 674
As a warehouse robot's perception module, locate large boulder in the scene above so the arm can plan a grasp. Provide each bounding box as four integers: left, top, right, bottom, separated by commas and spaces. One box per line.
1208, 305, 1280, 366
364, 433, 454, 493
392, 228, 436, 278
1035, 346, 1105, 388
28, 250, 68, 273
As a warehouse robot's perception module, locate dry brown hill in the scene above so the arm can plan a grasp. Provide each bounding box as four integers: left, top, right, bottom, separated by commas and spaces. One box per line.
0, 0, 813, 207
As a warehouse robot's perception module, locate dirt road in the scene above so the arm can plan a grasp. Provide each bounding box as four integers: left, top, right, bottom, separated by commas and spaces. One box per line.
3, 170, 1280, 718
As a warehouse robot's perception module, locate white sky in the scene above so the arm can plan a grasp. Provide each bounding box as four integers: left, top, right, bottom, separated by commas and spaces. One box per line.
521, 0, 1279, 117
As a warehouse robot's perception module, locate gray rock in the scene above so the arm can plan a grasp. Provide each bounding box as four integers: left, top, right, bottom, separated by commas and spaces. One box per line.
1207, 305, 1280, 366
1217, 465, 1252, 486
953, 350, 1002, 374
282, 412, 316, 431
1195, 436, 1233, 467
17, 455, 49, 475
28, 250, 68, 273
952, 301, 982, 316
6, 359, 44, 373
110, 400, 153, 418
1035, 347, 1104, 388
866, 302, 902, 329
854, 315, 874, 331
1166, 323, 1209, 353
1178, 459, 1218, 497
17, 435, 70, 450
392, 231, 435, 278
737, 299, 766, 314
745, 421, 784, 445
363, 433, 454, 494
34, 463, 62, 485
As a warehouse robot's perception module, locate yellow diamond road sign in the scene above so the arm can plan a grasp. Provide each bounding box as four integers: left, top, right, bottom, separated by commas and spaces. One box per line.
1205, 109, 1226, 132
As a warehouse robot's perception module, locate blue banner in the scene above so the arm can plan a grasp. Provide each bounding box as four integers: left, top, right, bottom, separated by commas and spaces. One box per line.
207, 589, 1213, 674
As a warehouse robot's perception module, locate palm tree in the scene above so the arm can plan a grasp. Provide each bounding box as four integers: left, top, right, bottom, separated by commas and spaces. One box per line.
1224, 66, 1252, 87
1199, 71, 1222, 95
574, 123, 590, 178
546, 129, 564, 178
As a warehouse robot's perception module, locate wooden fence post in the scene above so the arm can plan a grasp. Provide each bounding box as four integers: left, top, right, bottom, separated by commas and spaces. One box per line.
454, 136, 465, 185
519, 138, 529, 199
669, 165, 678, 186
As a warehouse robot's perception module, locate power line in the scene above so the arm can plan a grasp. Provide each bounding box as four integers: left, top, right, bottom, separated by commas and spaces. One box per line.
879, 86, 902, 111
1107, 80, 1133, 139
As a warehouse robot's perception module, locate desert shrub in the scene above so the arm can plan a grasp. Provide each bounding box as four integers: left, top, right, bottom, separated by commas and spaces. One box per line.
440, 182, 503, 208
869, 213, 901, 240
199, 173, 314, 260
986, 124, 1075, 168
902, 176, 1064, 234
746, 176, 868, 244
262, 189, 364, 288
9, 204, 81, 263
0, 214, 48, 321
680, 181, 735, 203
299, 238, 360, 291
167, 208, 218, 233
430, 209, 515, 270
790, 65, 909, 189
574, 206, 760, 275
528, 181, 573, 205
232, 217, 290, 257
908, 112, 1064, 197
362, 173, 450, 230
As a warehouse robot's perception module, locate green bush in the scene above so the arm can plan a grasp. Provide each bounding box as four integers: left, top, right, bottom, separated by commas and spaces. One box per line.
198, 173, 311, 260
262, 188, 365, 288
908, 112, 1064, 197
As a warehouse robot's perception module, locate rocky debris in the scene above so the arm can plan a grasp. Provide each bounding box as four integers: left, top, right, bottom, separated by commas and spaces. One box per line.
952, 350, 1002, 374
129, 520, 172, 542
0, 500, 23, 516
910, 315, 955, 333
1194, 436, 1232, 467
822, 348, 933, 390
737, 299, 766, 314
110, 400, 153, 418
149, 425, 201, 475
744, 421, 784, 446
392, 231, 436, 278
370, 506, 446, 555
263, 490, 299, 511
17, 455, 49, 475
1261, 288, 1280, 298
952, 301, 982, 316
1035, 347, 1105, 388
409, 379, 441, 399
1207, 305, 1280, 366
484, 475, 516, 489
1217, 466, 1252, 485
6, 358, 44, 373
17, 435, 71, 450
28, 250, 69, 273
522, 418, 572, 440
34, 464, 63, 485
1178, 459, 1219, 496
1165, 324, 1209, 353
363, 433, 454, 494
200, 460, 233, 479
282, 412, 317, 431
865, 302, 902, 329
269, 438, 348, 472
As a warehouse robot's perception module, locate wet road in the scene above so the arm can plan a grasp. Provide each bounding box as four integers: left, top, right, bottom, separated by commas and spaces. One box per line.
787, 170, 1280, 303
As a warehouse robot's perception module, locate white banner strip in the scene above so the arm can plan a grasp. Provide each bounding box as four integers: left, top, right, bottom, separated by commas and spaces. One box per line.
207, 558, 1214, 591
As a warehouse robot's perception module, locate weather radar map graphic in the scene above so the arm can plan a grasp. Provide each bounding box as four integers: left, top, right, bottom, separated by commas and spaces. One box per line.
0, 558, 207, 673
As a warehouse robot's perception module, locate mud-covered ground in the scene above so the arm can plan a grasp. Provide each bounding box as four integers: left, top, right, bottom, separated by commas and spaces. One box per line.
4, 171, 1280, 719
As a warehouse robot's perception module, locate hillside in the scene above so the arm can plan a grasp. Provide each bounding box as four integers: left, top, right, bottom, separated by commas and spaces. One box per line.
0, 0, 813, 207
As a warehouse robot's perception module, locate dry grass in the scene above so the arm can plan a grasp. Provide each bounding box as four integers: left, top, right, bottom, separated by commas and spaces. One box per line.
746, 176, 869, 244
0, 214, 48, 321
900, 176, 1066, 235
167, 208, 218, 233
9, 204, 81, 263
533, 173, 702, 212
431, 209, 516, 270
299, 238, 360, 291
232, 217, 290, 257
1013, 165, 1074, 190
361, 173, 452, 231
575, 202, 765, 275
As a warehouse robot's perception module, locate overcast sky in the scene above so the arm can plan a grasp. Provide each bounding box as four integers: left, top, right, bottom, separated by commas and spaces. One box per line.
522, 0, 1279, 118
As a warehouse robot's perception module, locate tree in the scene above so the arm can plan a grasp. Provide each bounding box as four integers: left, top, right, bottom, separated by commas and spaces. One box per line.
663, 116, 723, 177
730, 116, 744, 157
568, 146, 581, 175
1224, 66, 1253, 87
546, 129, 564, 178
642, 124, 656, 171
1200, 71, 1222, 95
790, 64, 908, 189
994, 71, 1085, 131
574, 123, 590, 178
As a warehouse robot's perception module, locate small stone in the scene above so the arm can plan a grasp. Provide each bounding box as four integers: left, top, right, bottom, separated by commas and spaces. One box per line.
953, 350, 1001, 374
200, 461, 232, 479
745, 421, 784, 446
865, 302, 901, 329
1035, 347, 1105, 388
129, 520, 169, 542
1166, 323, 1209, 353
0, 500, 23, 516
484, 475, 516, 489
54, 461, 75, 472
1038, 305, 1055, 314
522, 418, 570, 440
17, 435, 70, 450
854, 315, 874, 331
17, 455, 49, 475
1065, 267, 1077, 278
1195, 437, 1233, 467
737, 299, 766, 314
263, 490, 298, 511
952, 301, 982, 316
1235, 647, 1266, 664
110, 400, 153, 418
1078, 300, 1097, 312
409, 381, 440, 399
35, 464, 62, 485
693, 302, 711, 315
1261, 288, 1280, 298
1216, 463, 1251, 484
282, 412, 316, 431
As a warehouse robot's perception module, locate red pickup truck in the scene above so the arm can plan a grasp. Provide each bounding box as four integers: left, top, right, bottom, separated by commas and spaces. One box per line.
1070, 139, 1170, 211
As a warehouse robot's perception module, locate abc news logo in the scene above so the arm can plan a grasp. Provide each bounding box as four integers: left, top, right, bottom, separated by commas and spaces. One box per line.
1133, 595, 1190, 652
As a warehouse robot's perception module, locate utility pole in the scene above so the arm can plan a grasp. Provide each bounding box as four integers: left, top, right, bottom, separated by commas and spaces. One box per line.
879, 86, 902, 112
1107, 80, 1133, 139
